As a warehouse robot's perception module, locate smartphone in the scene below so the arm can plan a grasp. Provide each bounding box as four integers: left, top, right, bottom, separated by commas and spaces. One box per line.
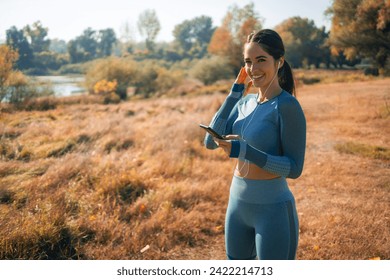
199, 124, 225, 139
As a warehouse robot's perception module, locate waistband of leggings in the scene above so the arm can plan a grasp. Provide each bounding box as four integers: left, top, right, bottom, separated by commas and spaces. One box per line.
230, 175, 294, 204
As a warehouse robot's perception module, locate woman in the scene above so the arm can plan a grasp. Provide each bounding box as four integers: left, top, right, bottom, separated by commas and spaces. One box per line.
204, 29, 306, 260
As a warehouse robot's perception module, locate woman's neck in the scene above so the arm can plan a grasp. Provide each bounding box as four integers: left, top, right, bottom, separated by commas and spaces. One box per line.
257, 83, 283, 103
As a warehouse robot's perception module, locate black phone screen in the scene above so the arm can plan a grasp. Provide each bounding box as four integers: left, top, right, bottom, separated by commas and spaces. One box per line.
199, 124, 225, 139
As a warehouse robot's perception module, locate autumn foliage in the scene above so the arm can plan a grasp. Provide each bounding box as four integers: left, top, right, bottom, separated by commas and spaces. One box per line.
208, 3, 262, 72
207, 27, 232, 57
329, 0, 390, 73
0, 45, 19, 101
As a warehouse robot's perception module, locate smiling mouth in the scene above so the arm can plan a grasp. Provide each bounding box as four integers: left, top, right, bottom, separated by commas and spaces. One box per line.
251, 74, 264, 80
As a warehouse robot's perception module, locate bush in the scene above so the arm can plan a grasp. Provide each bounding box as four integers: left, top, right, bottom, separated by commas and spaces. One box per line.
0, 45, 19, 102
33, 52, 69, 72
133, 61, 159, 97
0, 45, 55, 108
85, 58, 139, 99
190, 56, 234, 85
364, 68, 379, 76
22, 97, 57, 111
93, 79, 117, 95
103, 92, 121, 104
92, 79, 121, 104
155, 68, 183, 93
57, 63, 89, 75
134, 61, 183, 97
4, 72, 54, 107
85, 57, 184, 99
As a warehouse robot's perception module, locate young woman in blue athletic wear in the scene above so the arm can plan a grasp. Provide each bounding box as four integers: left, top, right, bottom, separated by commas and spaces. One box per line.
204, 29, 306, 260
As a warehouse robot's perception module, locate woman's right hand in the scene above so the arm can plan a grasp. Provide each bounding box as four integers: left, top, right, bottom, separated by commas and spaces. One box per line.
234, 67, 253, 95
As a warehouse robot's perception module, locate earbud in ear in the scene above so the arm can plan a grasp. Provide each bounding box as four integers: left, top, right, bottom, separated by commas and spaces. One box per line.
278, 61, 281, 68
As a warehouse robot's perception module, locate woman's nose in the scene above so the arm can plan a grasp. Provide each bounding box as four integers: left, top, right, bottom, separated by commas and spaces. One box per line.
250, 63, 259, 72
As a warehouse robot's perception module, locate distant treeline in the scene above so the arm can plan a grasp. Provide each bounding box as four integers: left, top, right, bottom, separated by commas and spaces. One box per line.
3, 1, 389, 75
1, 1, 389, 106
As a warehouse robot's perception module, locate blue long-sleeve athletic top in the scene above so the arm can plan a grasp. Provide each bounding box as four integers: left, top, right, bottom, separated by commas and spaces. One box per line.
204, 84, 306, 179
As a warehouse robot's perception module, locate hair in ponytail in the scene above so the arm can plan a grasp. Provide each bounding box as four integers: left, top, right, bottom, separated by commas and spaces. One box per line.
278, 60, 295, 96
247, 29, 296, 96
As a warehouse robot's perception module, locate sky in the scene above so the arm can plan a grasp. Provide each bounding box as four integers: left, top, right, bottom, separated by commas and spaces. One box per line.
0, 0, 332, 43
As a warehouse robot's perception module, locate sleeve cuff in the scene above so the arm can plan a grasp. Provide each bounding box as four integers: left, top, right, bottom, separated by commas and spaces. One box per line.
229, 84, 245, 99
229, 140, 240, 158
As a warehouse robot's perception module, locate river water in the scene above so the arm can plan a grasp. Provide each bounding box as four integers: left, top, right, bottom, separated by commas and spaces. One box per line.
34, 75, 87, 97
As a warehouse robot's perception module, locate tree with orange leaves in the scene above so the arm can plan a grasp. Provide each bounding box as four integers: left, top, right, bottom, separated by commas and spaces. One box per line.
208, 2, 263, 73
207, 27, 232, 57
328, 0, 390, 74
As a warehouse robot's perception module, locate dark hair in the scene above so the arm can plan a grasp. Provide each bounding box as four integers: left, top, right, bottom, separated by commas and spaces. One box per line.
247, 29, 295, 96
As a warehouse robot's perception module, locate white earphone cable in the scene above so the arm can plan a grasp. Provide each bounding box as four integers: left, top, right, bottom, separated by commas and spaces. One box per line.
235, 61, 280, 177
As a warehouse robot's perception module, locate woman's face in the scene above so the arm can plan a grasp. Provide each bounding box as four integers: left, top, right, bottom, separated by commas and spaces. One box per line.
243, 42, 279, 89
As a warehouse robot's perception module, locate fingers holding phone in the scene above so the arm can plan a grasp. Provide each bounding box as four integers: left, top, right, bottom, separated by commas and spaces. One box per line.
213, 138, 231, 155
213, 134, 239, 156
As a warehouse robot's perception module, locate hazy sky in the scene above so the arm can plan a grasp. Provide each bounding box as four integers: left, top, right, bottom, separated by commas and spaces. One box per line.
0, 0, 332, 42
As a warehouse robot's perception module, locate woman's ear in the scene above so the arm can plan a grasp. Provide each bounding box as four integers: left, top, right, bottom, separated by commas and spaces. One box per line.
278, 57, 285, 69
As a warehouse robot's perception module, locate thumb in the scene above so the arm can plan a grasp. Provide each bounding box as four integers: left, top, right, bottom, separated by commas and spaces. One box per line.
224, 134, 240, 140
245, 80, 253, 95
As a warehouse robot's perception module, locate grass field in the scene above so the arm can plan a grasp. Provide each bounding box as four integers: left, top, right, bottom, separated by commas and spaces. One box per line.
0, 74, 389, 259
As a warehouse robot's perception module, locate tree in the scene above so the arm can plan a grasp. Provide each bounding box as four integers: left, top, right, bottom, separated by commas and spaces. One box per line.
67, 28, 98, 63
67, 40, 83, 64
33, 51, 69, 71
137, 9, 161, 52
0, 45, 39, 105
23, 21, 68, 73
6, 26, 34, 69
328, 0, 390, 73
49, 39, 67, 54
225, 2, 263, 45
98, 28, 117, 57
207, 27, 233, 56
67, 28, 117, 62
24, 21, 50, 53
79, 28, 99, 60
0, 45, 19, 101
119, 21, 136, 55
208, 2, 263, 72
173, 16, 215, 58
275, 17, 329, 68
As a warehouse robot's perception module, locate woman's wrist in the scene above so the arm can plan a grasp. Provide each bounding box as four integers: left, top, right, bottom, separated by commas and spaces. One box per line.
229, 140, 240, 158
229, 84, 245, 99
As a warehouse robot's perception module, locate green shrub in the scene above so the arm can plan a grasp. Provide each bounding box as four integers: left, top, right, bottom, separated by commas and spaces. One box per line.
335, 142, 390, 160
85, 57, 185, 99
85, 57, 139, 99
4, 72, 54, 108
57, 63, 88, 75
103, 92, 121, 104
190, 56, 234, 85
134, 62, 183, 97
156, 68, 183, 93
23, 97, 57, 111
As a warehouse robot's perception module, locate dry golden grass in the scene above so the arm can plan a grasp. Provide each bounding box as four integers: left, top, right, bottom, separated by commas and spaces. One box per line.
294, 69, 376, 85
0, 74, 389, 260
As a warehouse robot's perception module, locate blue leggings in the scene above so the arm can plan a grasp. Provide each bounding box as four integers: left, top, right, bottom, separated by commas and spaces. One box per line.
225, 176, 299, 260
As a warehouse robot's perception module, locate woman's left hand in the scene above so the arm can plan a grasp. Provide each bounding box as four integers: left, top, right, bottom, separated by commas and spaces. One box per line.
214, 135, 240, 156
235, 67, 253, 95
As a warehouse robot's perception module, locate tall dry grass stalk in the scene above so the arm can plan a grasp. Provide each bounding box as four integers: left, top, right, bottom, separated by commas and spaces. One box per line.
0, 76, 389, 259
